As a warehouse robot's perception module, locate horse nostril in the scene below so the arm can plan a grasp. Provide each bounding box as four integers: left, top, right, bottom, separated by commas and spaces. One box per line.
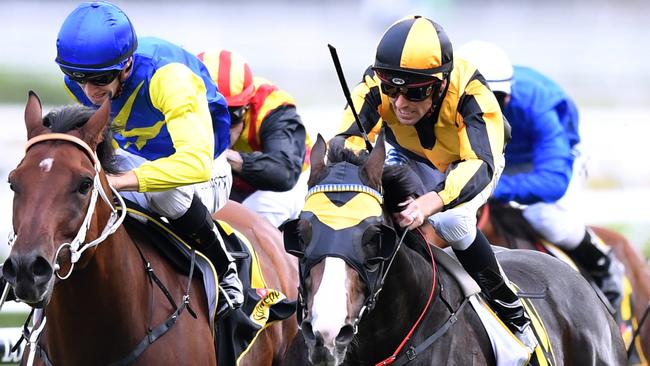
2, 258, 18, 283
336, 324, 355, 347
31, 256, 53, 279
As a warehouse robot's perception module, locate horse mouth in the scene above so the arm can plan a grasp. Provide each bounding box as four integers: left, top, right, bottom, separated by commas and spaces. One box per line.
306, 343, 347, 366
13, 278, 54, 308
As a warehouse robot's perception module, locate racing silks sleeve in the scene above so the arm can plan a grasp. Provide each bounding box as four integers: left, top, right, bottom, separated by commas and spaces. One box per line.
134, 63, 215, 192
237, 105, 307, 191
493, 108, 573, 204
439, 70, 506, 209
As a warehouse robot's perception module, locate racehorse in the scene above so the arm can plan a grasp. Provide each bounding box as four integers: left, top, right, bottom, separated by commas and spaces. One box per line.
282, 134, 626, 365
3, 93, 298, 365
479, 200, 650, 364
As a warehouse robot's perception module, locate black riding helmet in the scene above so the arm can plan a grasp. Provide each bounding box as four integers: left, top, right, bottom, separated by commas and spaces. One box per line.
373, 16, 453, 104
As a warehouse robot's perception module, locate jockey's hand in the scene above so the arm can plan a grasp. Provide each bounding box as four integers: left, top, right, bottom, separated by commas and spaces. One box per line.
225, 149, 243, 173
395, 192, 444, 230
107, 170, 139, 191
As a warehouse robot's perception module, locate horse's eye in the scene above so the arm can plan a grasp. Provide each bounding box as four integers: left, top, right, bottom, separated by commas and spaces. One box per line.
78, 177, 94, 194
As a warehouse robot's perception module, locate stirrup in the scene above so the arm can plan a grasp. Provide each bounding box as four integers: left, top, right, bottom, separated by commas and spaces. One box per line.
216, 284, 238, 319
216, 265, 244, 319
514, 323, 538, 353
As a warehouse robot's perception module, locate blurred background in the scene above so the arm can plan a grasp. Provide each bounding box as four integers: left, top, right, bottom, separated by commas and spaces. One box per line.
0, 0, 648, 360
0, 0, 649, 258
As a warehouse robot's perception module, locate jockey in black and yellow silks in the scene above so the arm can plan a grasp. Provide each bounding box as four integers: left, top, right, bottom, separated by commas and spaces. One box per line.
55, 1, 243, 317
334, 15, 537, 351
199, 49, 311, 227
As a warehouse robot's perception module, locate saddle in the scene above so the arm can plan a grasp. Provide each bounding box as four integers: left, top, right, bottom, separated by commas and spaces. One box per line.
121, 201, 296, 366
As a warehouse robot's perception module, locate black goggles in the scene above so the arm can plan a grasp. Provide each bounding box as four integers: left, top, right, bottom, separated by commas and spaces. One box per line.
228, 106, 248, 124
379, 80, 438, 102
61, 68, 121, 86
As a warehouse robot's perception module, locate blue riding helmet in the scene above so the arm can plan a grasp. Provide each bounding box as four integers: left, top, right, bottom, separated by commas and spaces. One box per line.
56, 2, 137, 74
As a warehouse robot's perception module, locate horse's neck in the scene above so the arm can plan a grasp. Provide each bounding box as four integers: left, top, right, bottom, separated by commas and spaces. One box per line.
44, 220, 148, 354
359, 244, 451, 339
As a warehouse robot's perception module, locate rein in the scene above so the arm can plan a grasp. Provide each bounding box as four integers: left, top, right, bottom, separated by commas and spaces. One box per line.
376, 228, 470, 366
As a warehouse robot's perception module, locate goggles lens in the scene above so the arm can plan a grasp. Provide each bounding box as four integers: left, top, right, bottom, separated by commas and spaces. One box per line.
379, 81, 437, 102
61, 68, 121, 86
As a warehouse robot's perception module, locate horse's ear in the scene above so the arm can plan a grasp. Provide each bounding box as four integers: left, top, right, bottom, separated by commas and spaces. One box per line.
362, 130, 385, 190
308, 134, 327, 187
25, 91, 47, 139
82, 97, 111, 148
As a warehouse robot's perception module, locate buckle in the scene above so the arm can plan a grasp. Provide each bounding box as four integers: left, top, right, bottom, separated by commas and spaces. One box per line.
406, 346, 417, 361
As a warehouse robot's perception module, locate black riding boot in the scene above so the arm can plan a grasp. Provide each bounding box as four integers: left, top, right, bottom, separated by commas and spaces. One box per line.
567, 229, 623, 310
454, 231, 537, 350
170, 195, 244, 318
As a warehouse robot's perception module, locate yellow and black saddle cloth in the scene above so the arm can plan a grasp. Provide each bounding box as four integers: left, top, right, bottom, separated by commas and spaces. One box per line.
121, 201, 296, 366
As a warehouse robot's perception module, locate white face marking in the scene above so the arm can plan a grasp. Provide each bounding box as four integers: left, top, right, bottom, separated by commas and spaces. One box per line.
310, 257, 349, 348
39, 158, 54, 172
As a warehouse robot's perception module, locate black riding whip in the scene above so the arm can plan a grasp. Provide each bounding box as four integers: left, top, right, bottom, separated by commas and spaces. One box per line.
328, 44, 373, 152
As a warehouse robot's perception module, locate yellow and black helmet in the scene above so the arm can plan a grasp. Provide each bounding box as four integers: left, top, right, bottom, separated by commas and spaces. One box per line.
373, 16, 453, 83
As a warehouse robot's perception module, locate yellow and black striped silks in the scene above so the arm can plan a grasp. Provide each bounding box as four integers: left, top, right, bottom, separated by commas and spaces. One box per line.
337, 60, 505, 211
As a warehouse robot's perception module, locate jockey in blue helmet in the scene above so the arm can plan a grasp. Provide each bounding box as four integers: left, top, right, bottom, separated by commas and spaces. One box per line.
55, 1, 243, 318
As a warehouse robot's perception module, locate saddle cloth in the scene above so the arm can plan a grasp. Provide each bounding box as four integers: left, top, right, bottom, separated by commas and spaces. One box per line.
122, 202, 296, 366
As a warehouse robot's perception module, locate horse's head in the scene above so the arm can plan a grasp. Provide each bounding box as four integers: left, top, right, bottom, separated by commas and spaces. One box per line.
282, 134, 399, 365
3, 92, 112, 307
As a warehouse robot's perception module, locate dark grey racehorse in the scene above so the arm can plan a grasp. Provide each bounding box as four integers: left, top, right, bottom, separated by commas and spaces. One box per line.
282, 134, 626, 365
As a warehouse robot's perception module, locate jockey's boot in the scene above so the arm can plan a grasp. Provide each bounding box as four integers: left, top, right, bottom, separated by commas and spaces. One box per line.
567, 229, 623, 311
455, 231, 538, 351
170, 195, 244, 318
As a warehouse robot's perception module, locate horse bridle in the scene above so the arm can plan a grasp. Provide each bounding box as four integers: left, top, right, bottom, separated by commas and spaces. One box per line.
10, 133, 127, 280
290, 183, 402, 334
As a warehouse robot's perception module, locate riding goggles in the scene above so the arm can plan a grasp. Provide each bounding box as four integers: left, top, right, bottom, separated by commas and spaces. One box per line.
379, 79, 439, 102
61, 67, 121, 86
228, 106, 248, 125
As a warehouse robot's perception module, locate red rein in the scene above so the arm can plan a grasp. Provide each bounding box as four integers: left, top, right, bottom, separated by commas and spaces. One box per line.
375, 228, 437, 366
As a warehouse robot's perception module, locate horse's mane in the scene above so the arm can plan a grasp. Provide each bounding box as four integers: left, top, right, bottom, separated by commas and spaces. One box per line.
327, 137, 427, 214
327, 138, 433, 258
43, 105, 119, 174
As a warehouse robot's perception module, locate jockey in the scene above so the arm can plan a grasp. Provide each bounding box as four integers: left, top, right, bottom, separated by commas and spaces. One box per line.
55, 1, 243, 317
197, 49, 311, 228
334, 16, 536, 349
456, 40, 623, 307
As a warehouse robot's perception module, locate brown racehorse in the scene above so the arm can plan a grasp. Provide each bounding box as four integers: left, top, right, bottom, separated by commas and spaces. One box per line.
214, 200, 299, 365
3, 93, 298, 365
479, 201, 650, 365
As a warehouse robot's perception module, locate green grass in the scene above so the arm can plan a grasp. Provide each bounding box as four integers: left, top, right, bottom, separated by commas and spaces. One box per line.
0, 69, 70, 105
0, 312, 27, 328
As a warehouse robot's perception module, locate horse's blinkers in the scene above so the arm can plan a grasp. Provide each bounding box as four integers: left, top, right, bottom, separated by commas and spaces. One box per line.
283, 209, 398, 326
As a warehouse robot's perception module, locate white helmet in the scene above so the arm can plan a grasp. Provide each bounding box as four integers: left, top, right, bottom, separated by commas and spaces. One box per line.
456, 41, 513, 94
